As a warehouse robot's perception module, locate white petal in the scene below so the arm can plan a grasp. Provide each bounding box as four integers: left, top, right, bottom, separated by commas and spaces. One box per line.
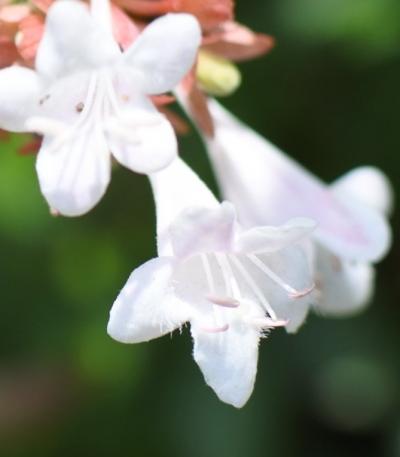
149, 158, 219, 256
169, 202, 236, 259
236, 217, 316, 254
124, 13, 201, 94
313, 244, 375, 317
106, 96, 177, 174
199, 98, 390, 263
36, 124, 111, 217
191, 319, 260, 408
0, 66, 41, 131
331, 166, 394, 216
107, 257, 191, 343
319, 191, 391, 263
32, 71, 95, 126
36, 0, 119, 80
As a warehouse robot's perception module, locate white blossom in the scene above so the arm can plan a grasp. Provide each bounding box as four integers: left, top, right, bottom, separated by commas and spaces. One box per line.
0, 0, 201, 215
190, 97, 392, 317
107, 158, 316, 407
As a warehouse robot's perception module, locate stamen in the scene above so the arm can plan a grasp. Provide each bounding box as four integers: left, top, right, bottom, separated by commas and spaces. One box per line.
201, 323, 229, 333
39, 94, 50, 106
202, 254, 233, 330
251, 317, 289, 329
200, 254, 215, 294
229, 255, 278, 320
33, 74, 99, 143
215, 253, 242, 298
70, 74, 99, 131
27, 75, 102, 158
75, 102, 85, 113
214, 253, 233, 297
206, 295, 240, 308
288, 283, 315, 299
248, 254, 313, 299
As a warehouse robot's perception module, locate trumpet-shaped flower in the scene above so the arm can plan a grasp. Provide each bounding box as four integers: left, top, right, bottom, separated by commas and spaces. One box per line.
0, 0, 201, 215
107, 158, 316, 407
314, 166, 393, 315
190, 98, 392, 316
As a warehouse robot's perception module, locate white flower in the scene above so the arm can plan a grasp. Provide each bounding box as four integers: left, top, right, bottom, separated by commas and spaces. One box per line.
0, 1, 201, 216
314, 167, 393, 315
189, 97, 392, 317
107, 158, 316, 408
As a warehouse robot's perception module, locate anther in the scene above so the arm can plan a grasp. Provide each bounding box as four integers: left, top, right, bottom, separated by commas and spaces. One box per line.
39, 94, 50, 106
206, 295, 240, 308
76, 102, 85, 113
247, 254, 314, 300
201, 324, 229, 333
252, 317, 288, 329
289, 283, 315, 299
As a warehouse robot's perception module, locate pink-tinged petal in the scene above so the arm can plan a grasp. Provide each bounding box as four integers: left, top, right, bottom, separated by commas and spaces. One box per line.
202, 22, 275, 62
191, 316, 260, 408
0, 35, 19, 68
111, 0, 172, 16
169, 202, 236, 259
35, 124, 111, 217
124, 13, 201, 94
107, 257, 191, 343
149, 158, 219, 257
236, 217, 316, 254
319, 190, 391, 263
313, 244, 375, 317
111, 4, 140, 50
113, 0, 232, 30
331, 166, 394, 217
0, 4, 30, 24
16, 14, 44, 65
174, 0, 233, 30
202, 98, 390, 263
36, 0, 119, 80
0, 66, 41, 131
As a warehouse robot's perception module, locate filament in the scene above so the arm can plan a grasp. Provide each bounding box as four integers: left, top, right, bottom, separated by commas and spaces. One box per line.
228, 255, 278, 320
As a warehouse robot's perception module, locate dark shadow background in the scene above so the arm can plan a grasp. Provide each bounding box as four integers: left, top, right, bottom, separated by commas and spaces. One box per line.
0, 0, 399, 456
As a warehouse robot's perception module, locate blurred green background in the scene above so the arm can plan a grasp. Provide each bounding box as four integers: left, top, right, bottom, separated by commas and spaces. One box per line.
1, 0, 400, 456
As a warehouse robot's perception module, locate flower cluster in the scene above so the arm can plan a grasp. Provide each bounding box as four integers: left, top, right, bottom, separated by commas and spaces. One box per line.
0, 0, 393, 407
